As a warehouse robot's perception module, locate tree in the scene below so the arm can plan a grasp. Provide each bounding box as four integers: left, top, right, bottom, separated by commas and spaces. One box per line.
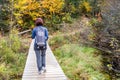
95, 0, 120, 74
13, 0, 64, 30
0, 0, 11, 32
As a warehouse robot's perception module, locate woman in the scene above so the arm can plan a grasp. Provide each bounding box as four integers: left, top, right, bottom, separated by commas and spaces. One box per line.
31, 18, 48, 74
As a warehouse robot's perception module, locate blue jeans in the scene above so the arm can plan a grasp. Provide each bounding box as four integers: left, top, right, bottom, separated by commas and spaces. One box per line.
34, 49, 46, 71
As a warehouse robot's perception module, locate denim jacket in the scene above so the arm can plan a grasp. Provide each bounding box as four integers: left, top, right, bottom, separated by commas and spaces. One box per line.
31, 26, 49, 50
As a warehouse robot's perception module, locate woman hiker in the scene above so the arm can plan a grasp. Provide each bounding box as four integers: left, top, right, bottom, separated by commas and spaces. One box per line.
31, 18, 49, 74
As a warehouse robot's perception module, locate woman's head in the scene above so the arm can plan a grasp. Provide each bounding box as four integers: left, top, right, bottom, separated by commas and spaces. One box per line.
35, 18, 43, 26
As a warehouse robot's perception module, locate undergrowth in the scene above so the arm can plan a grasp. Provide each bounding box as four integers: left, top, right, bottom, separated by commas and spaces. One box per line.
49, 33, 111, 80
0, 29, 29, 80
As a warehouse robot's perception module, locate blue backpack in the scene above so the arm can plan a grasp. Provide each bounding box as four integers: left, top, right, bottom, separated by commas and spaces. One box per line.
35, 27, 46, 47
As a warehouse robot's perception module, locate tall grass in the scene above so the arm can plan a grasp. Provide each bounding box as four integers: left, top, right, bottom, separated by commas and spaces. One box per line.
49, 28, 112, 80
53, 44, 111, 80
0, 29, 28, 80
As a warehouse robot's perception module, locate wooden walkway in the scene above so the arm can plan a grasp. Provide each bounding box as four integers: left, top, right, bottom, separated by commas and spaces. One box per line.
22, 40, 67, 80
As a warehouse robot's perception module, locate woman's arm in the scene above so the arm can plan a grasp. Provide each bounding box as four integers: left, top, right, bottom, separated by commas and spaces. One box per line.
45, 28, 49, 41
31, 28, 36, 39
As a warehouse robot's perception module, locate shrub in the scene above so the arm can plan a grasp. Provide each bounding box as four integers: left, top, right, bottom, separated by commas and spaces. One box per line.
62, 13, 73, 23
79, 1, 92, 15
0, 63, 9, 80
0, 29, 28, 79
9, 29, 21, 52
2, 48, 16, 64
0, 38, 16, 64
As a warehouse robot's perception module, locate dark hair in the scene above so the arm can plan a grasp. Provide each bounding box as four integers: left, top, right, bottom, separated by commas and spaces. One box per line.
35, 18, 43, 26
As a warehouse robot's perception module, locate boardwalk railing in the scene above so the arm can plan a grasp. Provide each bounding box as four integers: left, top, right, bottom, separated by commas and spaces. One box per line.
22, 39, 67, 80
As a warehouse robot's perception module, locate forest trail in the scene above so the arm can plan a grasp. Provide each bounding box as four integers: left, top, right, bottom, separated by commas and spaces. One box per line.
22, 39, 67, 80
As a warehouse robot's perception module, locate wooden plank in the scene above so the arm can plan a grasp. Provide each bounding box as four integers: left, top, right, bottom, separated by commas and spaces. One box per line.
22, 39, 67, 80
22, 77, 67, 80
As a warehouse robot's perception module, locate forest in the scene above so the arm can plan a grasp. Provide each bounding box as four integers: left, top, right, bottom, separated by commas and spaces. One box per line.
0, 0, 120, 80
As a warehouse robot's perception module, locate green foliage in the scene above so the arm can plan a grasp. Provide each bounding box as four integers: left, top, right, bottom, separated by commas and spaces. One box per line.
0, 63, 9, 80
0, 0, 101, 32
79, 1, 92, 14
63, 0, 80, 17
0, 38, 16, 64
0, 0, 11, 32
9, 29, 21, 52
0, 29, 27, 79
62, 13, 73, 23
89, 18, 99, 26
13, 0, 65, 29
49, 33, 69, 47
54, 44, 111, 80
